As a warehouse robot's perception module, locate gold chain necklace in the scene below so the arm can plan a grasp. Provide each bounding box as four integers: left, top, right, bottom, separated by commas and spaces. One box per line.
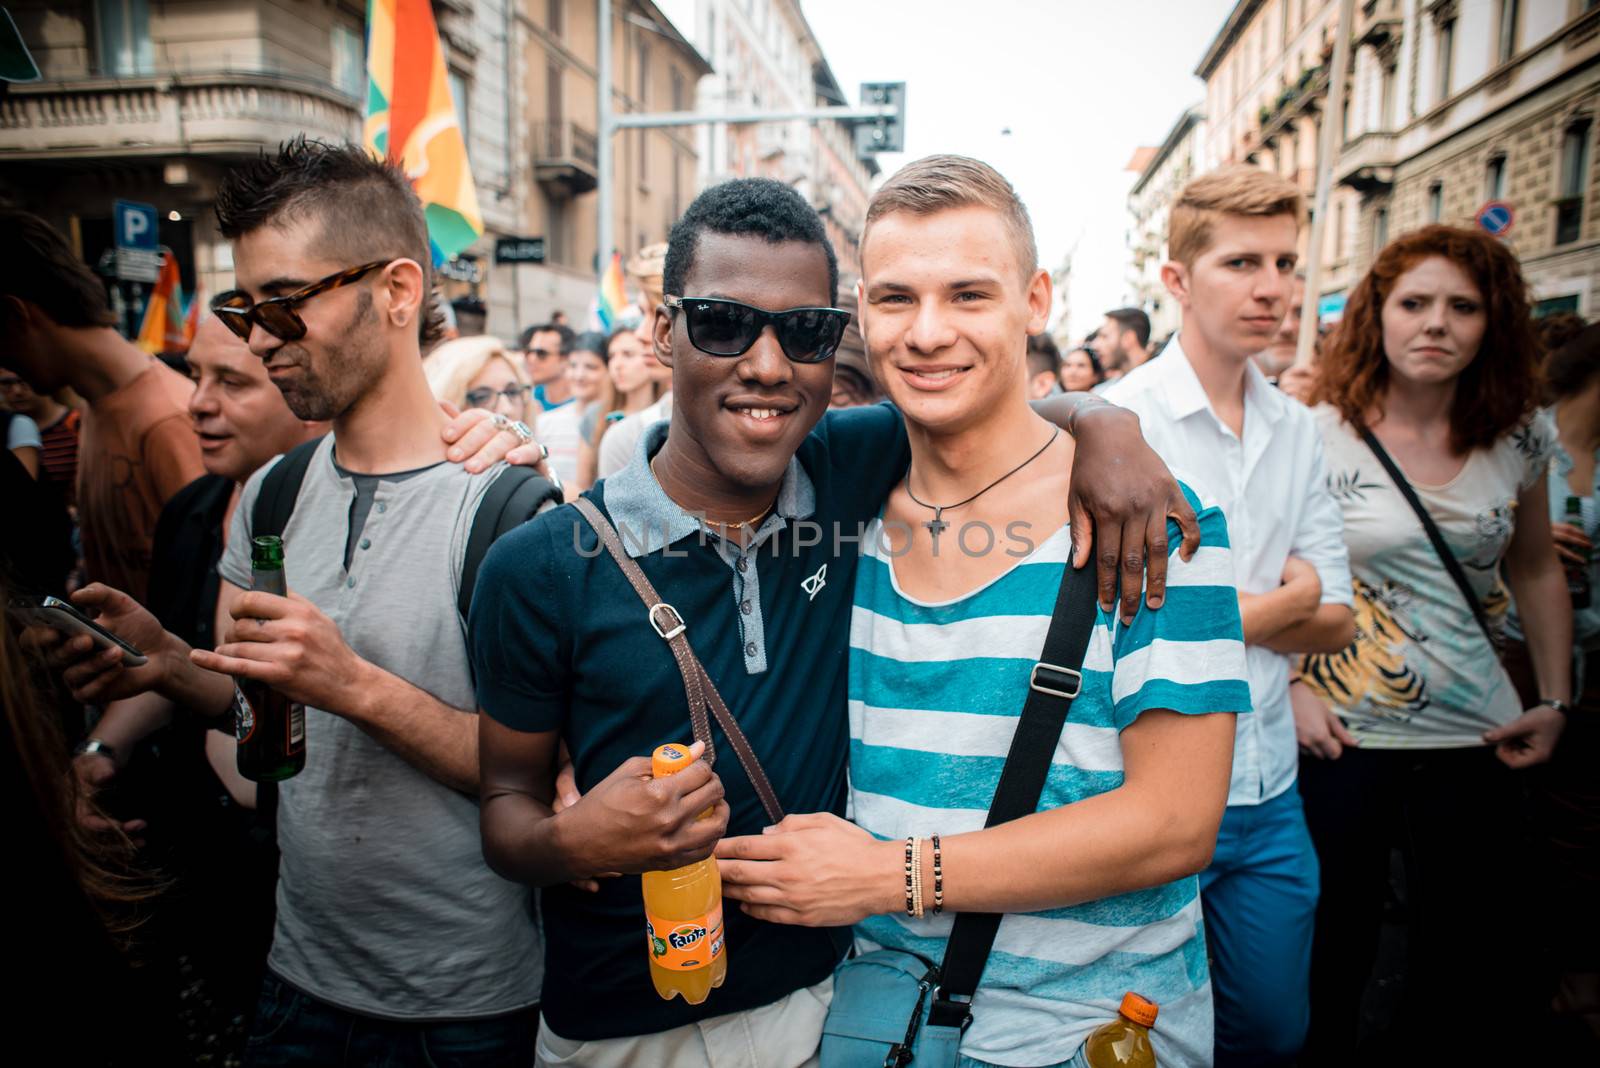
650, 456, 776, 529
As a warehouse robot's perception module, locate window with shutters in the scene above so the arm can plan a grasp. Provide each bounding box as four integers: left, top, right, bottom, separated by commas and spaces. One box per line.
1557, 121, 1591, 246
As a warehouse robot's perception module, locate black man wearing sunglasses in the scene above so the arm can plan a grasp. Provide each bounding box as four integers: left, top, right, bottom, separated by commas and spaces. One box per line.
469, 177, 1199, 1066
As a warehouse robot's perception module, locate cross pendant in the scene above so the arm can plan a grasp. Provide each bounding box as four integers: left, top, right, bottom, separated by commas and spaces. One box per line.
924, 510, 948, 544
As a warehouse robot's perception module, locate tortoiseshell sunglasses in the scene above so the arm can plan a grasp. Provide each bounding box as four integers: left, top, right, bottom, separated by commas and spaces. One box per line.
210, 260, 390, 342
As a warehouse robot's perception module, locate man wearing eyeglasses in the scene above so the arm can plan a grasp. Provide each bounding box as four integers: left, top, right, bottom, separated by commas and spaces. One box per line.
40, 141, 545, 1066
468, 177, 1200, 1066
521, 321, 577, 412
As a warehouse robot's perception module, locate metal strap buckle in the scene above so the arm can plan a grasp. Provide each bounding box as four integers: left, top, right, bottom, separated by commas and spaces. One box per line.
927, 989, 975, 1033
1029, 662, 1082, 699
649, 603, 686, 640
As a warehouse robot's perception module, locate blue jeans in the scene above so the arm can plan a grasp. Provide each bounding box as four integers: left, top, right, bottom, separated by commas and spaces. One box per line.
243, 973, 538, 1068
1198, 781, 1320, 1067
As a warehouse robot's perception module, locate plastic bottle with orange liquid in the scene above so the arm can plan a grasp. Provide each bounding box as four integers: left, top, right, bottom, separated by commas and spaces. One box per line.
642, 743, 728, 1003
1081, 992, 1159, 1067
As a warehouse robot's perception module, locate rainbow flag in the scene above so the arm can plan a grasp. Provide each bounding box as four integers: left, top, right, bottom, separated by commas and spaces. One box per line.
594, 252, 628, 331
136, 249, 195, 354
363, 0, 483, 263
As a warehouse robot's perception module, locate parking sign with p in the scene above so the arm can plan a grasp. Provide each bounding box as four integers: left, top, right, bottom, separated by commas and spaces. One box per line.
112, 199, 161, 282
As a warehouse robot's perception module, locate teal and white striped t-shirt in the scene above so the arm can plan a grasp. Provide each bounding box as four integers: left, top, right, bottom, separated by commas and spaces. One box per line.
848, 490, 1250, 1068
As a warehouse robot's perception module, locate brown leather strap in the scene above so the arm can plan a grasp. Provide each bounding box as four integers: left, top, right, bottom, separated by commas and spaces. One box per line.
573, 498, 785, 824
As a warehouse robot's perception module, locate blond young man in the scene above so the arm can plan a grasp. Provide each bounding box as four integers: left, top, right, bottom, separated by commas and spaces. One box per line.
1102, 166, 1356, 1066
717, 156, 1253, 1068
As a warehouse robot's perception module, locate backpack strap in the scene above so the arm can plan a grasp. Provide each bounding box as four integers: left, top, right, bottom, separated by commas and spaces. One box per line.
458, 465, 564, 620
251, 435, 326, 539
242, 434, 323, 843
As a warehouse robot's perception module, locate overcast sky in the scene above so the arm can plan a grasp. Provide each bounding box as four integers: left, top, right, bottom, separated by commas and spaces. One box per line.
660, 0, 1238, 338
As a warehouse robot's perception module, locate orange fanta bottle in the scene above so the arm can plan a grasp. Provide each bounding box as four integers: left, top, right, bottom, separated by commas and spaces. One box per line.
1082, 992, 1158, 1067
642, 743, 728, 1003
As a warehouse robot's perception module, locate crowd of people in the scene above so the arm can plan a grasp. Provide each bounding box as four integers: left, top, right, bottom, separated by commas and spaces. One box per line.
2, 136, 1596, 1068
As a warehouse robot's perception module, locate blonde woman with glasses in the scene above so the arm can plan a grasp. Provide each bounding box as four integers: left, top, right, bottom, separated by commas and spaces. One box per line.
423, 336, 533, 426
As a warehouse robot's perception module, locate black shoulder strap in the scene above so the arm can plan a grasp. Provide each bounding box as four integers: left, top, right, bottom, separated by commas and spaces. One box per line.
244, 435, 324, 839
458, 465, 563, 620
928, 556, 1100, 1030
1359, 427, 1496, 648
252, 435, 326, 539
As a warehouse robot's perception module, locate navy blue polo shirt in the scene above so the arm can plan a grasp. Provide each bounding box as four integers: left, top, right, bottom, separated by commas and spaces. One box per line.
469, 404, 910, 1041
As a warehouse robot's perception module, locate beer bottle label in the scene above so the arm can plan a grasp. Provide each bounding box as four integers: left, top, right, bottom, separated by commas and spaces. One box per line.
645, 906, 725, 971
289, 703, 306, 748
232, 685, 255, 743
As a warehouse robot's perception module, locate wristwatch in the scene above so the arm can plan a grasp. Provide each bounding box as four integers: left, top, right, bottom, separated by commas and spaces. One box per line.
1540, 698, 1575, 716
73, 738, 119, 763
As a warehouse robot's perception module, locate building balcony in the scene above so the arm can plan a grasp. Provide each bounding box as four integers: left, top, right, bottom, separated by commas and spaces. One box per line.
0, 72, 359, 160
1335, 130, 1397, 194
1257, 65, 1328, 145
1355, 0, 1402, 48
535, 121, 599, 197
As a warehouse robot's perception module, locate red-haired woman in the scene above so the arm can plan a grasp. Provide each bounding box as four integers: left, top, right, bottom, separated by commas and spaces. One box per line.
1290, 226, 1571, 1063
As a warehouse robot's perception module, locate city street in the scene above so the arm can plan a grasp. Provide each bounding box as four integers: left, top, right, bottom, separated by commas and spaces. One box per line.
2, 2, 1598, 1066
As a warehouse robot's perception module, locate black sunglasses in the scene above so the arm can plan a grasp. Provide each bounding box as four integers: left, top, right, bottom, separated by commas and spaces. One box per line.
465, 384, 531, 408
666, 296, 848, 364
211, 260, 390, 342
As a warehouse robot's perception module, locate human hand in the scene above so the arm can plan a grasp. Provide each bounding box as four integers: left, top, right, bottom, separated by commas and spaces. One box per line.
1484, 705, 1566, 769
716, 812, 898, 927
1292, 680, 1357, 759
1277, 364, 1316, 403
27, 584, 184, 704
1068, 404, 1202, 622
72, 752, 147, 845
1281, 556, 1323, 612
1551, 522, 1592, 569
441, 403, 552, 474
190, 591, 366, 712
554, 740, 728, 876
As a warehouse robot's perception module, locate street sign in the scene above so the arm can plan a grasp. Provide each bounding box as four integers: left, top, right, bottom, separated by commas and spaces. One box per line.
1476, 200, 1514, 237
113, 199, 161, 282
114, 199, 158, 251
437, 254, 482, 284
856, 82, 906, 157
495, 236, 547, 264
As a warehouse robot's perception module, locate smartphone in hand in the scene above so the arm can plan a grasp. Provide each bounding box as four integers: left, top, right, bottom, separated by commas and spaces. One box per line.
35, 596, 149, 667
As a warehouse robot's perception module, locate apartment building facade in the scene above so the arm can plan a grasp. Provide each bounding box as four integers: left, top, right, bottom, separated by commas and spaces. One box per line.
1338, 0, 1600, 317
1188, 0, 1599, 321
515, 0, 709, 324
0, 0, 709, 336
1127, 105, 1206, 343
683, 0, 877, 281
1197, 0, 1368, 317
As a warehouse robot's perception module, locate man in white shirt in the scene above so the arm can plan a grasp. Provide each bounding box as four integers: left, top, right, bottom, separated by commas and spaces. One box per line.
1103, 165, 1355, 1068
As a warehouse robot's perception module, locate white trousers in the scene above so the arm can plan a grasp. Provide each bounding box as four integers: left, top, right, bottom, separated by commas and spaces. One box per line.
533, 976, 833, 1068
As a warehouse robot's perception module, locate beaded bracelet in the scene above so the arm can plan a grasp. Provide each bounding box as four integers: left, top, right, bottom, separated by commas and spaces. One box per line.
904, 836, 917, 917
911, 837, 926, 919
931, 833, 944, 915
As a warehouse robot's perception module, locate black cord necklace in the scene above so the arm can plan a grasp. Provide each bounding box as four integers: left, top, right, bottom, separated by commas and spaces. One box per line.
905, 427, 1060, 544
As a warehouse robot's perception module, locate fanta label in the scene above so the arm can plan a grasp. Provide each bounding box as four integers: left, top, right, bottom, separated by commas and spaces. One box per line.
645, 906, 725, 971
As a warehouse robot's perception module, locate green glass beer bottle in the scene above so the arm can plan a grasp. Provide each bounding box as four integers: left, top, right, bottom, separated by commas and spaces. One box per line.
232, 535, 306, 781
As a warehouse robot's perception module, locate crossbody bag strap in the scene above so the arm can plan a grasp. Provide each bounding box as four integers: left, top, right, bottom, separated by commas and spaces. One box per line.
927, 556, 1101, 1031
572, 498, 785, 824
1359, 428, 1496, 648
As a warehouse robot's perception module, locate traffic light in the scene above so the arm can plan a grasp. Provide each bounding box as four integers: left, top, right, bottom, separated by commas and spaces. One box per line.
856, 82, 906, 156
